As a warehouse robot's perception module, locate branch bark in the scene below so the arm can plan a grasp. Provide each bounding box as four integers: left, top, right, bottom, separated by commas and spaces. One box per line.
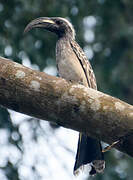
0, 56, 133, 157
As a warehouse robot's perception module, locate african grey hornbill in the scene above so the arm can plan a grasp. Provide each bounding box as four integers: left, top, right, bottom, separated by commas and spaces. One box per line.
24, 17, 105, 175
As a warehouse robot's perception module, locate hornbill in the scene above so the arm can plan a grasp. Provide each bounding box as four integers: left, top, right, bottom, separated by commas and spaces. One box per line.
24, 17, 105, 176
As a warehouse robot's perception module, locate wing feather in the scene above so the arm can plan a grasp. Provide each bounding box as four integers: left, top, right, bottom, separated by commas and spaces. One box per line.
70, 40, 97, 90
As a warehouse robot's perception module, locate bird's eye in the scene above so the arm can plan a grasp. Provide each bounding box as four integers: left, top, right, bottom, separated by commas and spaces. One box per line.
56, 20, 63, 25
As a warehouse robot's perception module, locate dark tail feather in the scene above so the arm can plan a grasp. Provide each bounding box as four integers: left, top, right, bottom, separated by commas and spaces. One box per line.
73, 134, 105, 176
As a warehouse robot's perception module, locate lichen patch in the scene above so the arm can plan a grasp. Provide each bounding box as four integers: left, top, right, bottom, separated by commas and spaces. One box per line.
103, 106, 108, 110
55, 79, 65, 85
87, 98, 93, 104
15, 70, 25, 78
14, 62, 25, 68
54, 79, 67, 90
80, 100, 86, 112
90, 99, 101, 111
115, 102, 125, 111
52, 80, 57, 83
129, 112, 133, 117
29, 80, 40, 91
36, 76, 42, 80
70, 84, 104, 99
63, 91, 78, 102
129, 106, 133, 110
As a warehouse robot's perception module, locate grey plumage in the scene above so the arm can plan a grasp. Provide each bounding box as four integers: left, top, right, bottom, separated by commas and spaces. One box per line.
24, 17, 105, 176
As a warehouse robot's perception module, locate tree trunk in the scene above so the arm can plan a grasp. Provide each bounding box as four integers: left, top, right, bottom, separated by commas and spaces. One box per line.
0, 56, 133, 157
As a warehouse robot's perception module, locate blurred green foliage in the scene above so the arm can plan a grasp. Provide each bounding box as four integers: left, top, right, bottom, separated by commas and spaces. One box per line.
0, 0, 133, 179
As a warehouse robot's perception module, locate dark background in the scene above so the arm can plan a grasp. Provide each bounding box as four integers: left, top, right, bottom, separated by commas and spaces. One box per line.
0, 0, 133, 179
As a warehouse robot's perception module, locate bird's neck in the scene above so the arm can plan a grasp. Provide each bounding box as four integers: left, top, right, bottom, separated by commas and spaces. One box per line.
56, 36, 73, 51
58, 35, 70, 42
56, 35, 72, 62
56, 36, 70, 50
58, 32, 74, 41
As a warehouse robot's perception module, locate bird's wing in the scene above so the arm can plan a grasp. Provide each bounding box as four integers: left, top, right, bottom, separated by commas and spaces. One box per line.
70, 39, 97, 90
70, 40, 105, 176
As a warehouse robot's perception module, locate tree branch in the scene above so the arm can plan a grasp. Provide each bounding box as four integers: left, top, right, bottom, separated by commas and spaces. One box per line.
0, 56, 133, 157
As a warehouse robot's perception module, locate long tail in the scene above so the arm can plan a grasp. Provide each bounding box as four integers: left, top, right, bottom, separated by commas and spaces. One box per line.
74, 133, 105, 176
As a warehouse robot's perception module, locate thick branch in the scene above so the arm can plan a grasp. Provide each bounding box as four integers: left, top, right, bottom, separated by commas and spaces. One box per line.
0, 56, 133, 157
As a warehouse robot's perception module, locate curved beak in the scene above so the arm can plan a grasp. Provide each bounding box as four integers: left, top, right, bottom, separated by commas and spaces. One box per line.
24, 17, 56, 34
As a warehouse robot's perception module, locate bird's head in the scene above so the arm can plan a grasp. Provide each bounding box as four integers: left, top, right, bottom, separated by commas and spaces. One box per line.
24, 17, 75, 40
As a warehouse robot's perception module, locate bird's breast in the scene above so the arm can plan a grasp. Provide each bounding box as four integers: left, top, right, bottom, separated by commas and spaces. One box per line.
56, 39, 88, 86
